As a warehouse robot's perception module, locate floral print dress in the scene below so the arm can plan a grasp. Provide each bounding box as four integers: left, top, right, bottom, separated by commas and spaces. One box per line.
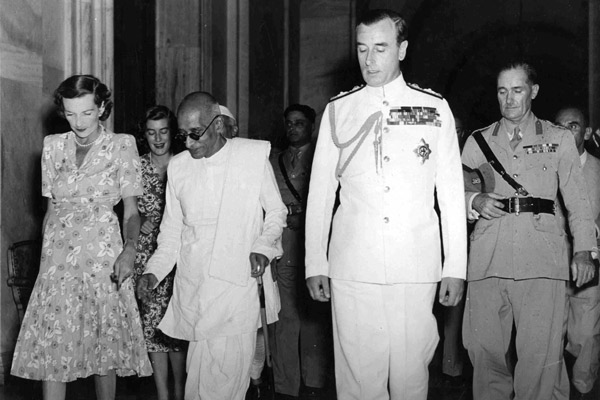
133, 154, 185, 352
11, 128, 152, 382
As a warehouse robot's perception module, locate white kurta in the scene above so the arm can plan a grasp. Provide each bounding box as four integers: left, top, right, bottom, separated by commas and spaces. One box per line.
145, 138, 287, 341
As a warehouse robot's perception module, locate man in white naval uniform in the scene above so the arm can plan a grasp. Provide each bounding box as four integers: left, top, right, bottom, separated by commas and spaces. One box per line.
136, 92, 287, 400
304, 9, 467, 400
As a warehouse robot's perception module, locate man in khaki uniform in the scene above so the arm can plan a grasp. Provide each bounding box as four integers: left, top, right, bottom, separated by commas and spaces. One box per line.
461, 63, 596, 400
555, 106, 600, 398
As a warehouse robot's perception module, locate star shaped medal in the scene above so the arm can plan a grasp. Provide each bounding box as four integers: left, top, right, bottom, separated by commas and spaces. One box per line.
414, 138, 432, 164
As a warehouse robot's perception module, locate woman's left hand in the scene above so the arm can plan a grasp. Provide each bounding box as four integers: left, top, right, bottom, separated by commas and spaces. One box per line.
112, 247, 136, 290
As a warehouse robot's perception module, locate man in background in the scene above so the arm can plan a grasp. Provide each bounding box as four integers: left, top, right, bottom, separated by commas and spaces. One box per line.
220, 105, 239, 138
555, 106, 600, 399
270, 104, 330, 399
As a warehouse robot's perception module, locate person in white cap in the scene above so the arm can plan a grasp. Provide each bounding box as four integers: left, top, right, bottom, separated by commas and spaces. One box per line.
219, 105, 239, 138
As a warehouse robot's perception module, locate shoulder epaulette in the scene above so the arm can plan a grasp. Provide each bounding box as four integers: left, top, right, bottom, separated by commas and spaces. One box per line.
407, 83, 443, 99
329, 85, 365, 102
470, 122, 496, 136
541, 119, 569, 132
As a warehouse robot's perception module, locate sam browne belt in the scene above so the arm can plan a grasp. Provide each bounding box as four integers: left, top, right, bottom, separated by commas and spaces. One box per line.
499, 197, 555, 215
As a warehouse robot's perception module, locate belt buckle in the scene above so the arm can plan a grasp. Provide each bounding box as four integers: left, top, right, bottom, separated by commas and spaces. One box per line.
513, 198, 520, 216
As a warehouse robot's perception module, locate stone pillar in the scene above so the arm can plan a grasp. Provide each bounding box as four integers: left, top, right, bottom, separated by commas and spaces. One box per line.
212, 0, 249, 137
590, 0, 600, 128
65, 0, 114, 128
155, 0, 205, 112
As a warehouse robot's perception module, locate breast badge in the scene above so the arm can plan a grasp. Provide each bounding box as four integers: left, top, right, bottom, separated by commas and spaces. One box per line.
523, 143, 558, 154
414, 139, 432, 164
387, 106, 441, 127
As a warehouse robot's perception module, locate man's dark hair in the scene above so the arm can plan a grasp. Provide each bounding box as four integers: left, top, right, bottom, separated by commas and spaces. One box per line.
284, 104, 316, 124
357, 9, 408, 45
555, 105, 588, 127
498, 61, 538, 86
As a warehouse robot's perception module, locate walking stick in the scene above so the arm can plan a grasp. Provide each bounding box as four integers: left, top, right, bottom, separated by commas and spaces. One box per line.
257, 274, 276, 399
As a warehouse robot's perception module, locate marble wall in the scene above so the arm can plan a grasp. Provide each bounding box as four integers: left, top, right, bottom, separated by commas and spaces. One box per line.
1, 0, 51, 383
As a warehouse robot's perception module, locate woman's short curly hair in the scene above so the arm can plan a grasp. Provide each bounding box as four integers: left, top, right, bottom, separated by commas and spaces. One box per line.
136, 105, 182, 155
53, 75, 113, 121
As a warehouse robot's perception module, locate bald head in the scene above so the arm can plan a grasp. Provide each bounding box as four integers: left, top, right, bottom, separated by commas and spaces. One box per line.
177, 91, 226, 159
177, 92, 220, 120
555, 106, 591, 155
556, 107, 587, 126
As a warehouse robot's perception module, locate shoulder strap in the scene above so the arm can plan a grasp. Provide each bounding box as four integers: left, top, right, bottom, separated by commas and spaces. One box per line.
278, 152, 303, 203
472, 129, 529, 196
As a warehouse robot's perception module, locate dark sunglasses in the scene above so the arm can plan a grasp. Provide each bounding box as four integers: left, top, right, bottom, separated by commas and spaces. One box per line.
176, 115, 219, 141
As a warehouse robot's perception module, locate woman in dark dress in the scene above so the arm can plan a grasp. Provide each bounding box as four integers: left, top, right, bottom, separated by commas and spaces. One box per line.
134, 105, 186, 400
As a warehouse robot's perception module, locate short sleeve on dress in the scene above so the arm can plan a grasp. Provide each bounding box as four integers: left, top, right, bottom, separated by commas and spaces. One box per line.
116, 134, 143, 199
41, 135, 60, 198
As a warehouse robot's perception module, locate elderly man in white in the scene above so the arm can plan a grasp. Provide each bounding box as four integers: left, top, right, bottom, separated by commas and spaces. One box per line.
137, 92, 286, 400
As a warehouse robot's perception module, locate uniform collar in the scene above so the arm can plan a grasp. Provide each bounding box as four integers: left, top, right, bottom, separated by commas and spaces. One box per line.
581, 150, 588, 166
364, 74, 407, 97
288, 142, 311, 155
500, 111, 535, 137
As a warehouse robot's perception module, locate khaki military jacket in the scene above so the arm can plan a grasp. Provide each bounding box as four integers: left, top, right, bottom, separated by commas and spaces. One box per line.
270, 143, 314, 267
462, 113, 595, 281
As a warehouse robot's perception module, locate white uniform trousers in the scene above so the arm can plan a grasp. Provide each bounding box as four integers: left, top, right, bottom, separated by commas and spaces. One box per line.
185, 332, 256, 400
331, 279, 438, 400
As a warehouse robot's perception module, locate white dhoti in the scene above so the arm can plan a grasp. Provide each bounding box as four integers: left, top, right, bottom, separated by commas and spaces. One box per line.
331, 279, 438, 400
185, 332, 257, 400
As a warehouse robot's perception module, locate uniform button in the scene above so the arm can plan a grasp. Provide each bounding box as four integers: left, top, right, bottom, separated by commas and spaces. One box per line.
512, 174, 518, 178
383, 217, 389, 223
513, 155, 518, 159
384, 156, 390, 162
543, 166, 547, 171
383, 127, 389, 133
515, 192, 519, 196
383, 100, 389, 106
384, 186, 390, 192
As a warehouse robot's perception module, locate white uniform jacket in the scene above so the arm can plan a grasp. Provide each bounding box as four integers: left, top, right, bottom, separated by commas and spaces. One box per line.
305, 74, 467, 284
145, 138, 287, 340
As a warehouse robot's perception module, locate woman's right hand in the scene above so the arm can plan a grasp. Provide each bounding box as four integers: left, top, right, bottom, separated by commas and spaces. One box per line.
136, 273, 158, 303
140, 218, 157, 235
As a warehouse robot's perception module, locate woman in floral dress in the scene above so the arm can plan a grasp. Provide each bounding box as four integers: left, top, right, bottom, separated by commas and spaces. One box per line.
134, 105, 186, 400
11, 75, 152, 400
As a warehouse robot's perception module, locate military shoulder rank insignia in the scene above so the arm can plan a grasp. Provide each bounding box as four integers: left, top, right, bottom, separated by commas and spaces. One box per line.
387, 106, 441, 127
407, 83, 443, 99
329, 85, 365, 102
523, 143, 558, 154
414, 139, 432, 163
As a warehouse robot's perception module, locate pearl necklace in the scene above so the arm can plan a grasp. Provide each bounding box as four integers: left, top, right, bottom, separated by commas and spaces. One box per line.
74, 131, 102, 148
